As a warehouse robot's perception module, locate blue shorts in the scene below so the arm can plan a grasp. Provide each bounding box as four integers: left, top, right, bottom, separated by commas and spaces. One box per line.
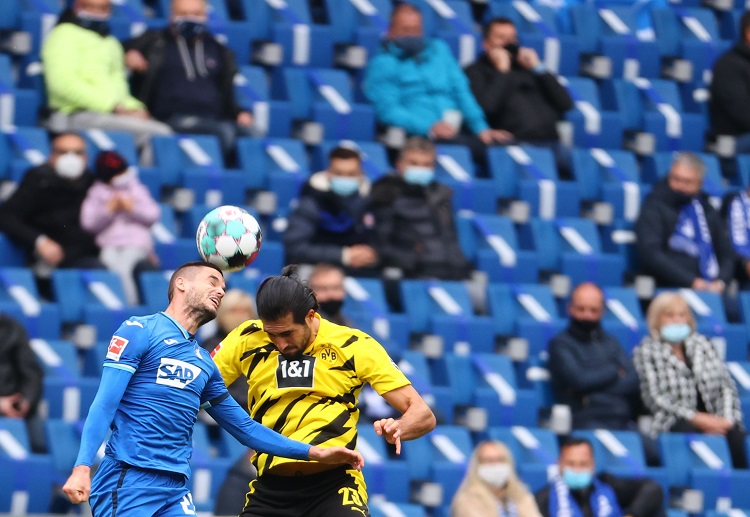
90, 456, 196, 517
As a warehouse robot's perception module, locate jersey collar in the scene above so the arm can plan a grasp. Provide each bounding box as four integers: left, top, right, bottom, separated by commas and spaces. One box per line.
159, 311, 195, 340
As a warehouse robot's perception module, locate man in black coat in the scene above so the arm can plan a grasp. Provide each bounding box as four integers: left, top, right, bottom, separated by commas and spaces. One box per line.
709, 11, 750, 153
0, 132, 101, 272
635, 152, 734, 292
536, 437, 665, 517
369, 137, 472, 280
464, 17, 573, 175
123, 0, 254, 158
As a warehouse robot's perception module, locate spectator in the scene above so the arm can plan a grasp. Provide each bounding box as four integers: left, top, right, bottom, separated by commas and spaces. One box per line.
548, 283, 641, 431
308, 263, 353, 327
80, 151, 161, 305
370, 137, 473, 280
0, 132, 103, 274
124, 0, 255, 160
201, 288, 256, 353
635, 152, 734, 292
363, 3, 507, 162
535, 437, 665, 517
723, 187, 750, 287
283, 147, 378, 275
41, 0, 172, 164
464, 17, 573, 177
452, 440, 542, 517
633, 291, 747, 468
709, 11, 750, 154
0, 313, 44, 450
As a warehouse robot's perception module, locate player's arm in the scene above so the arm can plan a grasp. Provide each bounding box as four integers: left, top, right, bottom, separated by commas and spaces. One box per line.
376, 384, 436, 455
204, 395, 364, 469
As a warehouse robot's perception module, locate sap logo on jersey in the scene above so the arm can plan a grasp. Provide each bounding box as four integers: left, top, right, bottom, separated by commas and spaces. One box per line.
156, 358, 202, 389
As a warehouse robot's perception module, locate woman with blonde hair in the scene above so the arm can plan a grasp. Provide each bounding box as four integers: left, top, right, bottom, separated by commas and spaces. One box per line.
451, 440, 542, 517
634, 291, 746, 468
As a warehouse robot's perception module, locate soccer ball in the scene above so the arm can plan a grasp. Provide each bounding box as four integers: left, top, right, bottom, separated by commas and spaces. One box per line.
196, 205, 262, 272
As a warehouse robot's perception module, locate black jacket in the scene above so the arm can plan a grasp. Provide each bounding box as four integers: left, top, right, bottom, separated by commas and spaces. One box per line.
124, 28, 243, 120
283, 172, 375, 267
0, 314, 43, 413
634, 179, 735, 287
709, 43, 750, 137
535, 473, 665, 517
0, 164, 98, 266
464, 53, 573, 141
369, 174, 472, 280
548, 323, 640, 429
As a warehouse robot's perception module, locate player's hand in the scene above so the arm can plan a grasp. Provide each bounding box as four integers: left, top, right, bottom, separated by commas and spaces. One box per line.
124, 49, 149, 72
62, 465, 92, 504
308, 445, 365, 470
36, 236, 64, 266
374, 418, 402, 455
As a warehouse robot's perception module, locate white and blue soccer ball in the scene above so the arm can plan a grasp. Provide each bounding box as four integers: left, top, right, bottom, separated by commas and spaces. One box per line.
196, 205, 262, 272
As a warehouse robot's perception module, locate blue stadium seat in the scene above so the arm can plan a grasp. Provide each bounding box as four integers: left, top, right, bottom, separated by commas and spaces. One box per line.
189, 454, 233, 513
0, 417, 32, 458
412, 0, 480, 66
83, 341, 109, 378
435, 144, 497, 214
529, 217, 626, 286
456, 213, 540, 283
45, 418, 81, 474
370, 502, 427, 517
152, 134, 225, 187
42, 377, 100, 423
325, 0, 390, 55
29, 338, 80, 380
600, 286, 648, 352
561, 76, 625, 150
642, 151, 727, 199
0, 454, 56, 514
0, 55, 40, 128
151, 204, 201, 270
400, 280, 496, 354
139, 270, 173, 314
312, 140, 390, 181
399, 349, 455, 424
5, 126, 49, 182
488, 425, 558, 492
81, 129, 138, 168
357, 425, 411, 503
0, 234, 25, 267
0, 267, 61, 338
235, 65, 293, 138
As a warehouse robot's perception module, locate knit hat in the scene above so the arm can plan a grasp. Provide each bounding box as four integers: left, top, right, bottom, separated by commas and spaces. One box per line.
95, 151, 128, 183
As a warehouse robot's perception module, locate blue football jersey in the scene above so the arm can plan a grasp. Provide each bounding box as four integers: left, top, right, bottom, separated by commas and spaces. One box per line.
101, 312, 227, 476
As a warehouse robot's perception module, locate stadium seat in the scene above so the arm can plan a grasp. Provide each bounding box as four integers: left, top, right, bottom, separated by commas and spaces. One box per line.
42, 377, 100, 423
600, 286, 648, 352
235, 65, 293, 138
435, 144, 497, 214
0, 55, 41, 128
370, 501, 428, 517
642, 151, 727, 199
560, 76, 625, 150
412, 0, 480, 66
357, 425, 412, 503
0, 454, 56, 514
399, 349, 455, 424
0, 267, 61, 338
30, 338, 80, 380
5, 125, 49, 182
489, 425, 558, 492
45, 418, 81, 474
152, 134, 225, 187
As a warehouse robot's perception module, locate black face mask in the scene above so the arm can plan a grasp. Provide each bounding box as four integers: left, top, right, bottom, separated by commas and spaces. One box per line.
503, 42, 520, 60
76, 12, 110, 36
570, 317, 601, 334
670, 188, 697, 206
319, 300, 344, 317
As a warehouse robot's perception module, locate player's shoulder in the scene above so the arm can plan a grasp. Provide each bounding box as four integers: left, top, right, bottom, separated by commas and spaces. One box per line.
218, 319, 267, 349
319, 318, 376, 347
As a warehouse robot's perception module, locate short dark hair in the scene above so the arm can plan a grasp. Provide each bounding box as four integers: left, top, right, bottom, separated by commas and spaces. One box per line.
483, 16, 515, 39
256, 264, 319, 324
741, 10, 750, 40
328, 146, 361, 163
559, 436, 594, 454
167, 261, 224, 302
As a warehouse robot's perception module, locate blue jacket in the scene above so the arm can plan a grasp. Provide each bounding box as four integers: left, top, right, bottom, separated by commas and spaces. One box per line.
363, 39, 489, 136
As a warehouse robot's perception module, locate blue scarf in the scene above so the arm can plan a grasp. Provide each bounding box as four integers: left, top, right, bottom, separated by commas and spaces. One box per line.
728, 191, 750, 259
668, 199, 718, 280
548, 476, 622, 517
497, 499, 518, 517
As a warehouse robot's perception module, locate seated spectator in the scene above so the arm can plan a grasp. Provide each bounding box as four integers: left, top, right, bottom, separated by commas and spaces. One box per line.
0, 313, 44, 453
464, 17, 573, 177
0, 132, 103, 275
124, 0, 255, 161
709, 12, 750, 154
548, 283, 641, 431
363, 3, 507, 163
370, 137, 473, 280
633, 291, 747, 468
452, 440, 542, 517
535, 437, 664, 517
80, 151, 161, 305
723, 187, 750, 287
308, 263, 353, 327
41, 0, 172, 164
283, 147, 378, 275
635, 152, 734, 292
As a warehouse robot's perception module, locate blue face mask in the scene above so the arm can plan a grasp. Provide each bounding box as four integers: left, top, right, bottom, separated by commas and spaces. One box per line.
661, 322, 691, 343
392, 36, 426, 57
77, 11, 110, 36
562, 468, 593, 490
173, 17, 207, 40
330, 176, 360, 197
403, 166, 434, 186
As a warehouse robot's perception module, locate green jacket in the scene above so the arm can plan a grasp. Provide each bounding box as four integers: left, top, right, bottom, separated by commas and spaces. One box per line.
42, 22, 143, 113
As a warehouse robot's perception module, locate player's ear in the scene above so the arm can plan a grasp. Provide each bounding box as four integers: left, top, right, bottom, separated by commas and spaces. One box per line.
306, 309, 316, 322
175, 276, 187, 294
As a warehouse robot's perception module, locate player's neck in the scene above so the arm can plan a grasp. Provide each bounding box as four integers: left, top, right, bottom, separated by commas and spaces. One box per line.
164, 304, 200, 335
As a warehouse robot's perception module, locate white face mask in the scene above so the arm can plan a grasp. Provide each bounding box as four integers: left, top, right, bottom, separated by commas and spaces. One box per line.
55, 152, 86, 179
110, 168, 135, 188
477, 462, 511, 488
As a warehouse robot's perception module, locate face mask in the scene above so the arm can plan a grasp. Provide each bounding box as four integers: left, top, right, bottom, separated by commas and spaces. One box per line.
77, 11, 110, 36
670, 188, 697, 206
392, 36, 426, 57
403, 166, 434, 186
503, 42, 520, 59
570, 317, 600, 334
329, 176, 360, 197
476, 463, 511, 489
661, 322, 691, 343
110, 169, 134, 188
55, 153, 86, 180
173, 16, 207, 40
319, 300, 344, 317
562, 468, 593, 490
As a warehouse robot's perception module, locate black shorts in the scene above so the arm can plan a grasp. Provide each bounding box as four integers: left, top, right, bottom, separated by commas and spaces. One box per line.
240, 466, 370, 517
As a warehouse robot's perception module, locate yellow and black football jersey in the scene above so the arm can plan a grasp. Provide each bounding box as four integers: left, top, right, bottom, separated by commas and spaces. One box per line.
211, 314, 410, 477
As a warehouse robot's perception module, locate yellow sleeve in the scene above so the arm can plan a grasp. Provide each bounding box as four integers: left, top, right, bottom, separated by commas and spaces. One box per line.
354, 333, 411, 395
209, 323, 247, 387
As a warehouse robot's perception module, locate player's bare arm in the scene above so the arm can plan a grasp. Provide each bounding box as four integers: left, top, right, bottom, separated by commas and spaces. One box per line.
375, 384, 436, 454
308, 446, 365, 470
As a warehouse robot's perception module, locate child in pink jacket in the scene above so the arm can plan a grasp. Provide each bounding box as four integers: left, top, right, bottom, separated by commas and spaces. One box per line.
81, 151, 160, 304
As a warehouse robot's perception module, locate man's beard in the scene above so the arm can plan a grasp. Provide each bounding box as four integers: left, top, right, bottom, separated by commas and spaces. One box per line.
186, 290, 217, 327
280, 325, 312, 360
